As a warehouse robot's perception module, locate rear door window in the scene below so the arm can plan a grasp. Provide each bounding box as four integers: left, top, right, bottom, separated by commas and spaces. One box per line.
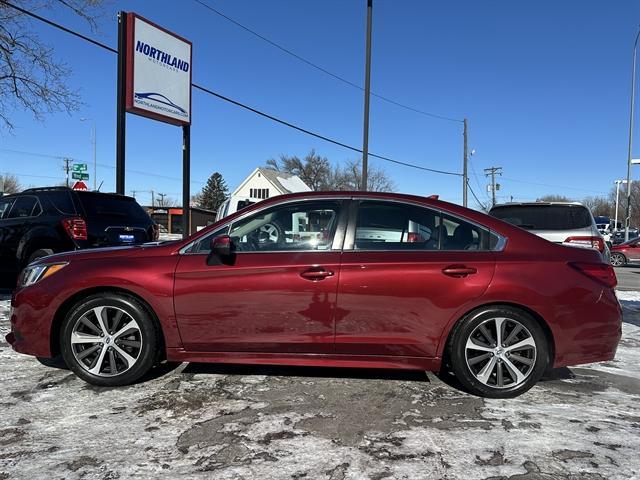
490, 205, 592, 230
354, 201, 439, 250
7, 196, 41, 218
353, 200, 493, 251
47, 191, 76, 214
440, 213, 484, 250
77, 193, 149, 222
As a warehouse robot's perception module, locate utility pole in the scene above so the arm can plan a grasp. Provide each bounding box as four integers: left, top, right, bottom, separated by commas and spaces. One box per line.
81, 118, 97, 190
157, 193, 166, 207
63, 158, 72, 187
462, 118, 468, 207
361, 0, 373, 191
484, 166, 503, 207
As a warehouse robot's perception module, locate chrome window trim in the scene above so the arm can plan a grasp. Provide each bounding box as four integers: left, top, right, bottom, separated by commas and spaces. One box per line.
179, 195, 508, 254
179, 196, 351, 255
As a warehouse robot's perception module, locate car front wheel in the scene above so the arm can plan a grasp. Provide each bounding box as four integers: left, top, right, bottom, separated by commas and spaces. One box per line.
449, 306, 548, 398
610, 253, 626, 267
60, 293, 159, 386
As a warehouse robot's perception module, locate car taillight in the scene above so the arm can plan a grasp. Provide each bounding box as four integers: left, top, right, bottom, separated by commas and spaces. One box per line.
152, 224, 160, 241
407, 232, 423, 243
62, 217, 88, 240
563, 236, 605, 253
569, 262, 617, 288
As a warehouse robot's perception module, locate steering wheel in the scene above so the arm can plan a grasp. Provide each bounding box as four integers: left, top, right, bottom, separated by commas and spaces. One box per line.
233, 234, 259, 252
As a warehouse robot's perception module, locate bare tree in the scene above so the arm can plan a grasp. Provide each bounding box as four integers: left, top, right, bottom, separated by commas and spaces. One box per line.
0, 173, 21, 194
608, 183, 640, 228
267, 151, 395, 192
582, 196, 613, 218
536, 194, 574, 202
267, 150, 332, 191
332, 158, 395, 192
0, 0, 105, 131
155, 195, 179, 208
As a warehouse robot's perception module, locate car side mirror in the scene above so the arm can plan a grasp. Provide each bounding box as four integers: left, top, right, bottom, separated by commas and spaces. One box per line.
207, 235, 235, 266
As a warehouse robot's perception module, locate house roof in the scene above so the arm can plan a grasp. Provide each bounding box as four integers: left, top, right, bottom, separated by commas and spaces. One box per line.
232, 168, 311, 196
258, 168, 311, 194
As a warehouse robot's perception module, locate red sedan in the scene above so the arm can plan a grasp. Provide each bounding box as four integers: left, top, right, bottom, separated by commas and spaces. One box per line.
610, 238, 640, 266
6, 192, 621, 398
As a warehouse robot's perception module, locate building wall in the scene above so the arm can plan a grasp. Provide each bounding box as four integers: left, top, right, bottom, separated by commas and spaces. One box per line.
233, 170, 279, 200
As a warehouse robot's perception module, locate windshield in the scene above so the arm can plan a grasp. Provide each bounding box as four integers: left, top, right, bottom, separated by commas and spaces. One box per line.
490, 205, 592, 230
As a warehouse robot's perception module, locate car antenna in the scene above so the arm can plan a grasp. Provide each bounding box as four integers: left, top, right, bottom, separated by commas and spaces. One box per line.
96, 181, 104, 192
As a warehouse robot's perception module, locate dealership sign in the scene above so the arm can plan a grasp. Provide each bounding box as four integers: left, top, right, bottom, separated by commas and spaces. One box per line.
125, 14, 192, 125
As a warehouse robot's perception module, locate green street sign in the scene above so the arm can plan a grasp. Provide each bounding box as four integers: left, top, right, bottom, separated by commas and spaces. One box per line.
73, 163, 88, 172
72, 172, 90, 180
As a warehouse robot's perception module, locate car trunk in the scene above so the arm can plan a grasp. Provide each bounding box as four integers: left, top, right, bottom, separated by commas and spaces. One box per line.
528, 227, 596, 244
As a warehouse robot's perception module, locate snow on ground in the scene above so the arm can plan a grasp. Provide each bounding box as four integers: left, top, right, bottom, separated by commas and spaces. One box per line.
0, 293, 639, 479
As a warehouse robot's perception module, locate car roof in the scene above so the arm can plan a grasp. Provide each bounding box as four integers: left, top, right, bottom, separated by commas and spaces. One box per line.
491, 201, 585, 207
172, 190, 536, 252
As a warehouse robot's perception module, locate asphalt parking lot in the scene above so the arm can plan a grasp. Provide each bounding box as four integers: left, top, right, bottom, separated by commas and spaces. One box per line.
614, 264, 640, 291
0, 291, 639, 480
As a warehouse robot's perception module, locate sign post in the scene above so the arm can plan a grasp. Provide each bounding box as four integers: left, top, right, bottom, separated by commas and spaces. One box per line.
116, 11, 192, 237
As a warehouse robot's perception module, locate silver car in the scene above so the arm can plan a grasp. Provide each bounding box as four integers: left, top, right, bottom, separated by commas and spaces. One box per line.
489, 202, 610, 261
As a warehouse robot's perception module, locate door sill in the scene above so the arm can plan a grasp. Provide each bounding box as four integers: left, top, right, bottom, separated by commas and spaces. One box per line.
166, 348, 440, 372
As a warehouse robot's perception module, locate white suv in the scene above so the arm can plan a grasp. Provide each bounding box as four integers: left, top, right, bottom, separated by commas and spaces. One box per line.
489, 202, 610, 261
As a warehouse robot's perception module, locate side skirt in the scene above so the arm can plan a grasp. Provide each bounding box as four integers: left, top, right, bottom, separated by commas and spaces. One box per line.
166, 348, 441, 372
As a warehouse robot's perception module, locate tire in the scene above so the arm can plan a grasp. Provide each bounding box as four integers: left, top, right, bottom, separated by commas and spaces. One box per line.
60, 293, 159, 387
258, 221, 284, 244
27, 248, 54, 264
448, 306, 549, 398
610, 253, 626, 267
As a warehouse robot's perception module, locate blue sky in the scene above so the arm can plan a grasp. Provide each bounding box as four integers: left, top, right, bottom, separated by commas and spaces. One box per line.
1, 0, 639, 208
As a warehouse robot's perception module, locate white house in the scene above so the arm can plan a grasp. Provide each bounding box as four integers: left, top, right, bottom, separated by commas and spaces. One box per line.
231, 168, 311, 200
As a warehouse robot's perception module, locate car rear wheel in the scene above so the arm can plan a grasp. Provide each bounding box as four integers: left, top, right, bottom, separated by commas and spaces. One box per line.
60, 294, 159, 386
449, 306, 548, 398
610, 253, 626, 267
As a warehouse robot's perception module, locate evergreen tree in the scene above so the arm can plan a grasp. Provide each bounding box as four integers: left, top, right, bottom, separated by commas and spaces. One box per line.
199, 172, 228, 211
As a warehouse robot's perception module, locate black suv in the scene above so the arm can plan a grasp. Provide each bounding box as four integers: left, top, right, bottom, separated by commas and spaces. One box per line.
0, 187, 157, 283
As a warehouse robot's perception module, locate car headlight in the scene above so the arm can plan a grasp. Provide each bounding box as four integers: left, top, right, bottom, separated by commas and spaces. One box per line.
18, 262, 68, 288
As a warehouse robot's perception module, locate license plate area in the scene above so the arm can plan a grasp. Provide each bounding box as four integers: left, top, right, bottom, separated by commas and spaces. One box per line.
119, 234, 136, 243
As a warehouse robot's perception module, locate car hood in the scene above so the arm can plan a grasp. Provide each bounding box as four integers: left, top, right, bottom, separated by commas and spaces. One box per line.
32, 243, 172, 264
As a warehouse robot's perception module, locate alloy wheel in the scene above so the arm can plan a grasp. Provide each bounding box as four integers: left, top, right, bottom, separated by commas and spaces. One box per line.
464, 317, 537, 389
610, 254, 624, 267
259, 223, 280, 243
70, 306, 143, 377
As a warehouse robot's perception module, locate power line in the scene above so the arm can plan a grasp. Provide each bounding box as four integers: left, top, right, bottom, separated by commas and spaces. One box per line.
500, 176, 609, 196
0, 148, 207, 185
192, 0, 463, 123
467, 182, 487, 212
1, 0, 462, 177
468, 156, 492, 205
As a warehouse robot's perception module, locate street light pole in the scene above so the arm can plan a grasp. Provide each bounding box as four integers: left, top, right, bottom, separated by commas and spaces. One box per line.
625, 28, 640, 241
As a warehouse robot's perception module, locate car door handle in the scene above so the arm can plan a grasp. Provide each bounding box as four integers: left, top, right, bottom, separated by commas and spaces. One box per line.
442, 265, 477, 277
300, 268, 334, 281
